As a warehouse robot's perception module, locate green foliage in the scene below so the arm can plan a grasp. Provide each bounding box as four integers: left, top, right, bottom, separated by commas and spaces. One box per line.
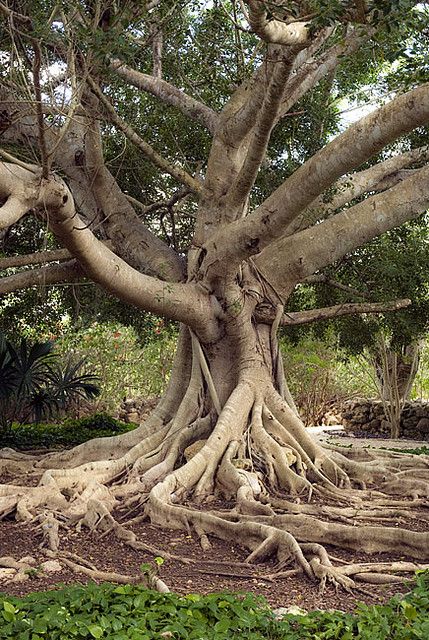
413, 341, 429, 400
1, 572, 429, 639
54, 323, 177, 411
0, 414, 134, 450
385, 446, 429, 455
0, 584, 275, 640
294, 217, 429, 358
281, 337, 373, 424
0, 333, 99, 428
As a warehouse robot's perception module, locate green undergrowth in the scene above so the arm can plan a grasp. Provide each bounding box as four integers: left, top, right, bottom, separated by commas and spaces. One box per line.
330, 441, 429, 456
1, 572, 429, 639
0, 414, 137, 449
385, 445, 429, 455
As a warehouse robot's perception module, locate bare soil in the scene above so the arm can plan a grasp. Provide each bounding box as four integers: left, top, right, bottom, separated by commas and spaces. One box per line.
1, 432, 426, 612
0, 514, 413, 613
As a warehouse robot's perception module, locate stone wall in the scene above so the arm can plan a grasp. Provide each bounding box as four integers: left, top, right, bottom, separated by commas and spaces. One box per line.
341, 398, 429, 441
340, 399, 429, 440
117, 397, 159, 423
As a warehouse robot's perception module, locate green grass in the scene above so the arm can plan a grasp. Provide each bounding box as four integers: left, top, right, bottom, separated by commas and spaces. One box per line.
330, 441, 429, 456
0, 414, 137, 449
1, 572, 429, 639
384, 446, 429, 455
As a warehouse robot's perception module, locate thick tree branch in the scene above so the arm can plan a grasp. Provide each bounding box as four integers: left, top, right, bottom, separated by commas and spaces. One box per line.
0, 241, 113, 269
75, 110, 186, 281
0, 248, 72, 269
0, 161, 218, 340
88, 78, 202, 195
109, 59, 218, 133
243, 1, 308, 45
50, 198, 218, 340
227, 48, 297, 209
302, 146, 429, 226
0, 163, 219, 339
0, 88, 186, 281
221, 61, 274, 144
255, 162, 429, 298
278, 27, 368, 120
221, 26, 336, 145
0, 162, 45, 228
200, 83, 429, 282
254, 299, 411, 326
304, 275, 366, 299
0, 260, 83, 294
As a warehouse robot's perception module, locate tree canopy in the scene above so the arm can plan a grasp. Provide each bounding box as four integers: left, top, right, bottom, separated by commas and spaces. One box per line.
1, 0, 429, 592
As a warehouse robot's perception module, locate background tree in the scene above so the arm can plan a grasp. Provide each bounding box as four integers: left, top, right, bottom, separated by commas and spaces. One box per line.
1, 0, 429, 589
287, 217, 429, 435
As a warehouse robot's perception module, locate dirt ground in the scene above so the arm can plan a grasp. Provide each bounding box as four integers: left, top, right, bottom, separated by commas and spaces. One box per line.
0, 431, 426, 614
0, 515, 415, 613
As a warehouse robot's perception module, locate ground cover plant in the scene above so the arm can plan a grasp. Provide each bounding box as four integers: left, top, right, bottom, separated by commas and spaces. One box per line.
1, 571, 429, 640
0, 414, 136, 450
2, 0, 429, 595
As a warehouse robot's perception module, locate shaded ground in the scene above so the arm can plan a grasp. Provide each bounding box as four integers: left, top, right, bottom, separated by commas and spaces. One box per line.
308, 425, 429, 450
1, 430, 427, 613
0, 516, 414, 613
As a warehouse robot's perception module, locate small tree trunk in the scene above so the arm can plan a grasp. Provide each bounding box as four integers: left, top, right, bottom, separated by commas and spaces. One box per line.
372, 337, 422, 439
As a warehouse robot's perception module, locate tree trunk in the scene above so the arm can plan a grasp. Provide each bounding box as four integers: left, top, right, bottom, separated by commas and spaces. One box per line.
2, 294, 429, 590
372, 338, 422, 438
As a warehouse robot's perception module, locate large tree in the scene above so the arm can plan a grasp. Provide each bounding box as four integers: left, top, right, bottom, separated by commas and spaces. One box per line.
1, 0, 429, 589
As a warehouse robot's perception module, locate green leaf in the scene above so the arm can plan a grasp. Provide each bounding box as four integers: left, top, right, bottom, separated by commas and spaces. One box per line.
2, 610, 15, 622
214, 617, 230, 632
401, 601, 418, 621
88, 624, 104, 638
3, 601, 16, 614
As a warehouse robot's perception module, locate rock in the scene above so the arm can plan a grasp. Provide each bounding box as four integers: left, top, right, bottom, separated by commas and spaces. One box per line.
338, 399, 429, 439
402, 417, 418, 430
0, 568, 16, 580
40, 560, 63, 573
380, 419, 392, 434
126, 412, 140, 423
367, 419, 381, 432
19, 556, 36, 565
416, 418, 429, 433
273, 606, 308, 619
12, 572, 29, 583
416, 406, 428, 418
353, 412, 369, 424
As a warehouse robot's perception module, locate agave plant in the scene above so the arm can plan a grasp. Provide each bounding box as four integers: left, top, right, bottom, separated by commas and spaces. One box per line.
45, 356, 101, 413
0, 335, 17, 399
0, 333, 100, 426
0, 333, 55, 427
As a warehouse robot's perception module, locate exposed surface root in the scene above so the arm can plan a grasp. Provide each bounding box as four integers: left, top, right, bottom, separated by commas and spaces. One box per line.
1, 368, 429, 594
57, 554, 170, 592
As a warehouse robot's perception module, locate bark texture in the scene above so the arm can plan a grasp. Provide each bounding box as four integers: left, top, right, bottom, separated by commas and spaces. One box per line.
1, 2, 429, 590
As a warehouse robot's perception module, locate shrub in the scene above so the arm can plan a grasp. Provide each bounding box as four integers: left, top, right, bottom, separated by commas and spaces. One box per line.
0, 414, 136, 449
55, 323, 177, 412
0, 571, 429, 639
0, 333, 100, 428
281, 337, 373, 426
